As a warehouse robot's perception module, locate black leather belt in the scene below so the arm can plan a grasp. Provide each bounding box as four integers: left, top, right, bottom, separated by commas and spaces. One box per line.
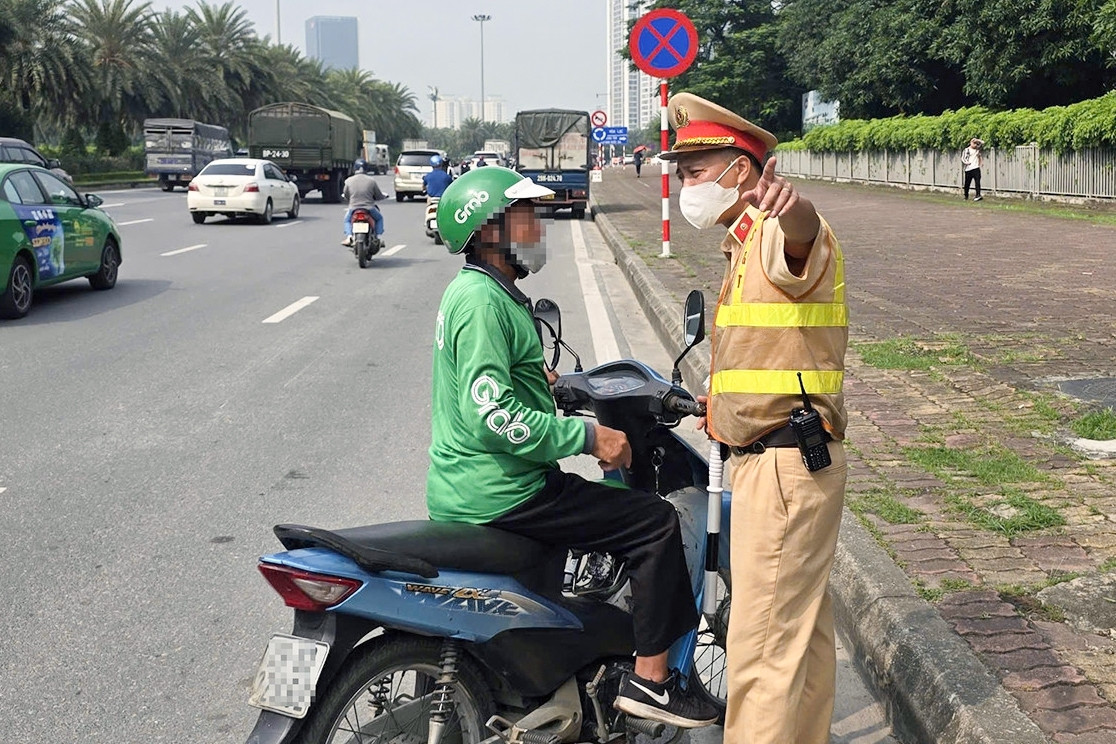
730, 425, 830, 456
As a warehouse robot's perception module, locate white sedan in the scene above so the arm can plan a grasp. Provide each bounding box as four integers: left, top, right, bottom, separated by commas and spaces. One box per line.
187, 158, 300, 224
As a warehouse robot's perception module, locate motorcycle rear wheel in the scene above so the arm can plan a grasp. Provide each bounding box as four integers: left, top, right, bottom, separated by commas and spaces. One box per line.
690, 568, 730, 724
295, 634, 494, 744
357, 236, 370, 268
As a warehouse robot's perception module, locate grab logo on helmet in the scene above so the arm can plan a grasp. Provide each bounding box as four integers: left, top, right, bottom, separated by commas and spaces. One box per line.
454, 190, 490, 224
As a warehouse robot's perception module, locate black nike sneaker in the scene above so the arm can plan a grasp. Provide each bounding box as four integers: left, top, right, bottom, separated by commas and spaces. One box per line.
613, 670, 720, 728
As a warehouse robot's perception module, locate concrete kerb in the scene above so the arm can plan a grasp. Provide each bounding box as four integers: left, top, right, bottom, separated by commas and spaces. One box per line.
588, 201, 1052, 744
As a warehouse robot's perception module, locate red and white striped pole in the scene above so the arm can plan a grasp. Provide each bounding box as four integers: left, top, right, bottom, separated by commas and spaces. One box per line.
660, 81, 670, 258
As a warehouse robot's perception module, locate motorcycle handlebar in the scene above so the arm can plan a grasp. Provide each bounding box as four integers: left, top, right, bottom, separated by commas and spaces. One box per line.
664, 394, 706, 418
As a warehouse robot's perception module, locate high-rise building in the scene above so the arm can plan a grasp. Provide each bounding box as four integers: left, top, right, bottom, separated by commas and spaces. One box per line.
306, 16, 358, 71
606, 0, 656, 134
431, 97, 510, 129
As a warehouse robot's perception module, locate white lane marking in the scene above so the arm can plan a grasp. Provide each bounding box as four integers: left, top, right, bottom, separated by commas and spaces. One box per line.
570, 220, 621, 365
382, 243, 406, 257
118, 218, 154, 226
263, 296, 319, 324
274, 221, 299, 229
102, 202, 126, 208
0, 487, 6, 494
161, 243, 206, 257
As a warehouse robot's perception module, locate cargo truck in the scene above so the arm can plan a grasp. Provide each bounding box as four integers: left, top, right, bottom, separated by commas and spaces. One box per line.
143, 118, 232, 192
514, 109, 590, 218
247, 103, 359, 203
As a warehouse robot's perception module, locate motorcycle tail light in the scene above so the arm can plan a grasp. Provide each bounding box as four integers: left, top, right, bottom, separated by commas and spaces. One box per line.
243, 183, 260, 193
258, 563, 362, 612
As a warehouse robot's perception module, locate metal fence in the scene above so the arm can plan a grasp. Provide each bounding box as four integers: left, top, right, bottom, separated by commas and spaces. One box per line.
777, 146, 1116, 200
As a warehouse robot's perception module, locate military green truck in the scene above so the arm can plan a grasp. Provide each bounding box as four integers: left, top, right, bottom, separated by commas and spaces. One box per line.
247, 103, 359, 203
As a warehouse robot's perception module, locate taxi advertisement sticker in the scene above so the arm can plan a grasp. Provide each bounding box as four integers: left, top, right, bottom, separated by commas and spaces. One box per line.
16, 205, 64, 278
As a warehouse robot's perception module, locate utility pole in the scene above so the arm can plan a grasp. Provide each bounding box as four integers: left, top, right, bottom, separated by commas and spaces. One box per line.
428, 86, 440, 129
275, 0, 281, 44
472, 14, 491, 121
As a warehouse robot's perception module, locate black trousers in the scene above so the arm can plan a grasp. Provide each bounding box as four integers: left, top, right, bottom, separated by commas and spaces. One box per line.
489, 470, 698, 657
963, 167, 981, 199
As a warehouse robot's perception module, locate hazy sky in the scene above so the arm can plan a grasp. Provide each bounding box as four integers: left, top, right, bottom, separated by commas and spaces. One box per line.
153, 0, 610, 124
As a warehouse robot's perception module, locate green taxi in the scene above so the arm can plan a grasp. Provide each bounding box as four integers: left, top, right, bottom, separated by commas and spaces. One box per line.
0, 163, 122, 319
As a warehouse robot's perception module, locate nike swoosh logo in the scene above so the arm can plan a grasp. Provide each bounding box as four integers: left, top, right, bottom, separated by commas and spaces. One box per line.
630, 680, 670, 706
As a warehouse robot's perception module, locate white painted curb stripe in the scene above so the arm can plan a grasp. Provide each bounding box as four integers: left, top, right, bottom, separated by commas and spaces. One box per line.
382, 243, 406, 257
118, 218, 154, 226
161, 243, 206, 257
570, 220, 620, 365
263, 296, 319, 324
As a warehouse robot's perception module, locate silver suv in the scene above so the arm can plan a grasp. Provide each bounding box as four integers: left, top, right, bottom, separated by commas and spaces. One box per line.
393, 149, 444, 201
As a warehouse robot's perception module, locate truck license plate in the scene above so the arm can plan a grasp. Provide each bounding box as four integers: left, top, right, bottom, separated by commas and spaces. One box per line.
247, 634, 330, 718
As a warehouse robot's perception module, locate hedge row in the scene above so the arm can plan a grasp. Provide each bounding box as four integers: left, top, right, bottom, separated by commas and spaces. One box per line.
37, 145, 145, 175
779, 92, 1116, 154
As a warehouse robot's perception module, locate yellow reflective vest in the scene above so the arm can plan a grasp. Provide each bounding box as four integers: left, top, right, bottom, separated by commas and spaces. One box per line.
707, 206, 848, 447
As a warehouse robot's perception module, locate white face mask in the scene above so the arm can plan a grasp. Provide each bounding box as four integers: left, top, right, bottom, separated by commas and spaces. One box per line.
678, 157, 743, 230
509, 241, 547, 273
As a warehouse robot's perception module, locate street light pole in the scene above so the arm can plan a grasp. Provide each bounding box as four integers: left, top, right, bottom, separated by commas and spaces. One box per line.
275, 0, 281, 44
472, 14, 491, 121
428, 86, 440, 129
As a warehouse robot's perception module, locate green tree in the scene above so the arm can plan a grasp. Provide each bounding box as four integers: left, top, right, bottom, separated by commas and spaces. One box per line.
71, 0, 164, 129
150, 9, 231, 120
0, 0, 88, 125
644, 0, 802, 137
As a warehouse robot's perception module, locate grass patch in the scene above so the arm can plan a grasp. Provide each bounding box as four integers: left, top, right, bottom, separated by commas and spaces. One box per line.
855, 336, 976, 370
1071, 408, 1116, 441
946, 489, 1066, 536
904, 444, 1047, 485
998, 585, 1067, 621
1099, 557, 1116, 573
848, 487, 925, 524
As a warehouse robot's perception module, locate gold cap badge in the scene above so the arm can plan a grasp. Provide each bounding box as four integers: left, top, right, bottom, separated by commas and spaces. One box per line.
674, 105, 689, 128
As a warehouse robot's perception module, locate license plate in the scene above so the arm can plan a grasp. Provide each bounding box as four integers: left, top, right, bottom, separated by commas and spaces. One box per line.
539, 194, 555, 200
352, 222, 370, 234
213, 199, 226, 206
248, 634, 330, 718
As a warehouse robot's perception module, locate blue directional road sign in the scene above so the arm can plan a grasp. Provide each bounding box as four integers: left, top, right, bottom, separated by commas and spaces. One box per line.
592, 126, 628, 145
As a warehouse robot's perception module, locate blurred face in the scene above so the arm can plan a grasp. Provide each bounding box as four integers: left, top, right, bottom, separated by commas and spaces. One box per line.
504, 201, 544, 244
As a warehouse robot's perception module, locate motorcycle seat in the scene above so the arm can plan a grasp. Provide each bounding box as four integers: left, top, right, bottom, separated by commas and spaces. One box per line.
274, 520, 561, 582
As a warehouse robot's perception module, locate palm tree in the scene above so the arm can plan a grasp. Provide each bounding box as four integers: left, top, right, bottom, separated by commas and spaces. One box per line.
0, 0, 89, 125
71, 0, 162, 128
187, 0, 260, 130
150, 9, 231, 121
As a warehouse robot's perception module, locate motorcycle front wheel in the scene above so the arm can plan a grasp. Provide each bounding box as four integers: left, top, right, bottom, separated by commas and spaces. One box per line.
690, 568, 730, 724
295, 635, 494, 744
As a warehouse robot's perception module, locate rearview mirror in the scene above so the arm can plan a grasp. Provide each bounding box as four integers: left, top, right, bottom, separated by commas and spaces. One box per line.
672, 289, 706, 384
84, 193, 103, 208
534, 298, 562, 371
683, 289, 705, 347
47, 158, 61, 169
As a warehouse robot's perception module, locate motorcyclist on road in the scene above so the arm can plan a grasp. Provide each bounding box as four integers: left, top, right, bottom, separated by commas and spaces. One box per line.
427, 166, 719, 730
422, 155, 453, 198
341, 159, 387, 247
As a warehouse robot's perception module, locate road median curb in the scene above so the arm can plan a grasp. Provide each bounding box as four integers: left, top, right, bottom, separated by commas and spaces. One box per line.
588, 200, 1051, 744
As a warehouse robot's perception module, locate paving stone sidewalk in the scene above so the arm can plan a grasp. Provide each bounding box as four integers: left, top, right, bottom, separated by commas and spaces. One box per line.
592, 167, 1116, 743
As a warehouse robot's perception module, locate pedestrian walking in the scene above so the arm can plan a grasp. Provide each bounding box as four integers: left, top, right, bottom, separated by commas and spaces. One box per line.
962, 137, 984, 201
660, 91, 848, 744
634, 148, 644, 178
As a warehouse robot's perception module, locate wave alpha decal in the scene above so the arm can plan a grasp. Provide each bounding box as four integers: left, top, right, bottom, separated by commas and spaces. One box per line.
399, 582, 548, 617
15, 205, 64, 278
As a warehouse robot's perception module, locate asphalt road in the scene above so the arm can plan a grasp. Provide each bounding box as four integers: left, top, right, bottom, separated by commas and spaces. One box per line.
0, 177, 895, 743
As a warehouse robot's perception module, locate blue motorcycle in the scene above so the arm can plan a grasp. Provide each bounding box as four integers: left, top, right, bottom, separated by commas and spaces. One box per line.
245, 291, 732, 744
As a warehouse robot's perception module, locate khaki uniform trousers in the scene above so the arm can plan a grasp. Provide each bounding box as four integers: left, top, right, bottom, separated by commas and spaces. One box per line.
724, 440, 847, 744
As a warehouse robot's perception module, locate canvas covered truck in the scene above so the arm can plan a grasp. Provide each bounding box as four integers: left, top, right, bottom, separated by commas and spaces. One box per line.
247, 103, 359, 203
514, 109, 590, 218
143, 118, 232, 191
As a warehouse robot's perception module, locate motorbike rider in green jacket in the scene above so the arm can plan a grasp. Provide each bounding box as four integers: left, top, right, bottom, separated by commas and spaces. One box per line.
427, 166, 719, 729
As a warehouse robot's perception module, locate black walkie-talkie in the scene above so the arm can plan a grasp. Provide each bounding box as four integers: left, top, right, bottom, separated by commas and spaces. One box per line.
789, 372, 832, 472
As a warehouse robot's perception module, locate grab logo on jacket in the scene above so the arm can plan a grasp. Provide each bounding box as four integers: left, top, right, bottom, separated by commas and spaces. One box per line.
471, 374, 531, 444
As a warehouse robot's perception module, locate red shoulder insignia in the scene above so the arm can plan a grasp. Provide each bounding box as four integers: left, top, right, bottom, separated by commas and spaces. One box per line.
733, 213, 754, 244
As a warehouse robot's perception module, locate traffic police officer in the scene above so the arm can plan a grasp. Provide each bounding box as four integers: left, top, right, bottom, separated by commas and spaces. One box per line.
660, 92, 848, 744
